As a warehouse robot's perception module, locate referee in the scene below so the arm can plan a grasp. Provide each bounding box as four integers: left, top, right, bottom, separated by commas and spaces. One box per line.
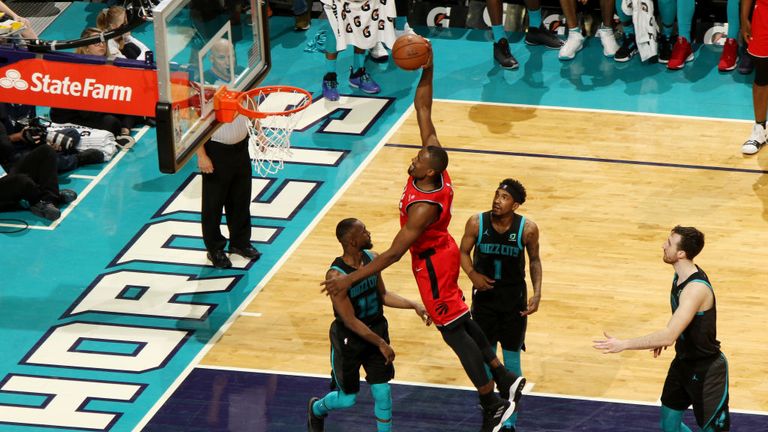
196, 39, 261, 268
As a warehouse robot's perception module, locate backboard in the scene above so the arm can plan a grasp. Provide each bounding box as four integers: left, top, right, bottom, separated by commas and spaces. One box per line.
153, 0, 271, 173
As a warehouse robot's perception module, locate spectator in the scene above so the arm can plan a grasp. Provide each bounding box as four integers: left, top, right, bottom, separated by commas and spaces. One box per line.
717, 0, 741, 71
558, 0, 620, 60
661, 0, 696, 70
0, 0, 38, 39
294, 0, 312, 31
96, 5, 151, 60
0, 103, 104, 173
316, 0, 397, 101
49, 28, 139, 144
741, 0, 768, 155
0, 122, 76, 221
487, 0, 563, 69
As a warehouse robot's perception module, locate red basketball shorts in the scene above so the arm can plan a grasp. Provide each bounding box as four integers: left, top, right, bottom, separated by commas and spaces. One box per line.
750, 3, 768, 58
411, 241, 469, 327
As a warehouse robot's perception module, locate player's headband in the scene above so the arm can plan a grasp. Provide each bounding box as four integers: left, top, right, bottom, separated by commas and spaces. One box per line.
498, 182, 522, 203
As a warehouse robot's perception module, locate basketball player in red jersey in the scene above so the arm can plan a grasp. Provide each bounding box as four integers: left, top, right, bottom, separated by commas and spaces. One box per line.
321, 47, 525, 432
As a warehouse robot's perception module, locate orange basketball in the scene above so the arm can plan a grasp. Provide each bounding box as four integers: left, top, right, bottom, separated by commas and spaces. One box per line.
392, 34, 430, 70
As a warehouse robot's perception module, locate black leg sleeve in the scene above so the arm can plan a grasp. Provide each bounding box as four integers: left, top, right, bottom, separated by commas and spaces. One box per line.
465, 317, 498, 363
439, 322, 492, 389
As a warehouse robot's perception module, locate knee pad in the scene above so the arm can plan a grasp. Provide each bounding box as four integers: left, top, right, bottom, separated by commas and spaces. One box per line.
370, 383, 392, 420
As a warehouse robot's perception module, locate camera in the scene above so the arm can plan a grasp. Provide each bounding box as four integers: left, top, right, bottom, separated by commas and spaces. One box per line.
46, 130, 77, 152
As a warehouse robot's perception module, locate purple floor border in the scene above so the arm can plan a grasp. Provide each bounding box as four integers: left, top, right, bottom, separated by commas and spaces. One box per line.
144, 368, 768, 431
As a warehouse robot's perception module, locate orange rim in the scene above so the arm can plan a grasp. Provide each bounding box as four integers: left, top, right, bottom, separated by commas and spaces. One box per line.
236, 86, 312, 119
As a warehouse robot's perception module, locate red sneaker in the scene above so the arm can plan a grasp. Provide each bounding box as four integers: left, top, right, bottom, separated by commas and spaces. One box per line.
667, 37, 694, 70
718, 38, 738, 71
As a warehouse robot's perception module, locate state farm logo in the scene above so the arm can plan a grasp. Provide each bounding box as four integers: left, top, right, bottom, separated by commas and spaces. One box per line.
0, 69, 28, 90
0, 69, 133, 102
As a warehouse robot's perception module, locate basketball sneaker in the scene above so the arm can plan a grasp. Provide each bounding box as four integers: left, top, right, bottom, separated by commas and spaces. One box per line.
742, 123, 767, 155
718, 38, 738, 71
497, 374, 526, 408
597, 27, 619, 57
657, 34, 673, 63
614, 34, 638, 62
58, 189, 78, 204
524, 25, 563, 49
558, 30, 584, 60
493, 38, 519, 69
738, 48, 754, 74
481, 399, 515, 432
307, 397, 326, 432
395, 22, 415, 38
322, 72, 339, 101
667, 37, 693, 70
349, 67, 380, 94
294, 10, 311, 31
370, 42, 389, 62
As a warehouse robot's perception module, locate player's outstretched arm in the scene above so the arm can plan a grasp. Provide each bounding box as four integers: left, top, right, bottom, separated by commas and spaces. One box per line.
321, 203, 439, 296
326, 269, 396, 364
521, 219, 542, 316
372, 264, 431, 326
592, 282, 712, 354
459, 214, 495, 291
414, 45, 440, 148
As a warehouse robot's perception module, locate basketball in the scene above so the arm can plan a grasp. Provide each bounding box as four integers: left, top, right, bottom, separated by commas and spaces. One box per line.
392, 34, 431, 70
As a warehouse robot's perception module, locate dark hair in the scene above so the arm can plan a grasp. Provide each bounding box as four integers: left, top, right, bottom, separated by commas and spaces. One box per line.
425, 145, 448, 173
671, 225, 705, 259
335, 218, 358, 242
498, 178, 526, 204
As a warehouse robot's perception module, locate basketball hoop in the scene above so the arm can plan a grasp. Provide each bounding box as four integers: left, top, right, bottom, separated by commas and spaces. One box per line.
214, 85, 312, 177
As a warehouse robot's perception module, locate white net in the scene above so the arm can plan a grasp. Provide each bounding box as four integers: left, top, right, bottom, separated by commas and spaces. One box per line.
241, 87, 311, 177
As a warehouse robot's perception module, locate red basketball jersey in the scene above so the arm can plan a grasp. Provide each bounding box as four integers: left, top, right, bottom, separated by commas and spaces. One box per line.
399, 171, 454, 254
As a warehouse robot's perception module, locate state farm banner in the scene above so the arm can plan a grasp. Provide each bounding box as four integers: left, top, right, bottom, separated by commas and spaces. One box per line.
0, 57, 158, 117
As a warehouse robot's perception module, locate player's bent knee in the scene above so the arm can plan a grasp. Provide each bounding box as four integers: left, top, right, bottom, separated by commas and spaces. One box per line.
336, 391, 357, 409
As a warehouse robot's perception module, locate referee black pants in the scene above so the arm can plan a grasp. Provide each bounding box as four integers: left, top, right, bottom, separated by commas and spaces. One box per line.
200, 139, 252, 252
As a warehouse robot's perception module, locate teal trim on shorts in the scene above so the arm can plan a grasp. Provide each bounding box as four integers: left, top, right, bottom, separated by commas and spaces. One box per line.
703, 353, 729, 430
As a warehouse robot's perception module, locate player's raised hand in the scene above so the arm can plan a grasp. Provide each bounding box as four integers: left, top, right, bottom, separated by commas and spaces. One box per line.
592, 332, 626, 354
320, 274, 352, 296
468, 270, 494, 291
378, 341, 396, 365
414, 303, 432, 326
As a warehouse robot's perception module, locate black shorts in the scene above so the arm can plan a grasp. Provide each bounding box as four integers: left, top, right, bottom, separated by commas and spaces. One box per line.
329, 318, 394, 394
661, 354, 730, 431
471, 302, 527, 352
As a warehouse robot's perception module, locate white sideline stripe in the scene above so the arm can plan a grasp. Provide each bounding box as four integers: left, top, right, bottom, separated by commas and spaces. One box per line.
239, 311, 262, 317
133, 106, 417, 432
195, 365, 767, 416
434, 98, 754, 124
0, 127, 147, 231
